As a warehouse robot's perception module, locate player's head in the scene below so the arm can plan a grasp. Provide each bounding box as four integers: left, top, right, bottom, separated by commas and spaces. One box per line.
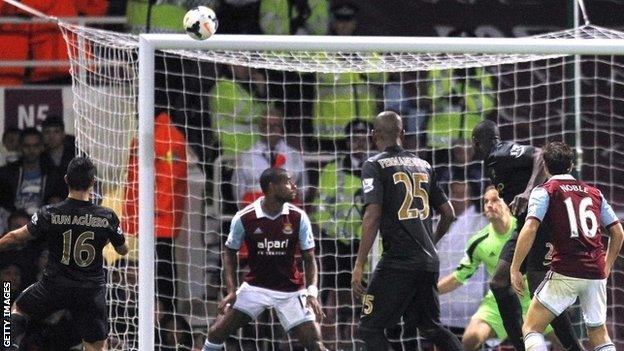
471, 119, 500, 159
65, 157, 96, 191
483, 186, 510, 221
543, 141, 574, 175
372, 111, 404, 151
259, 167, 297, 202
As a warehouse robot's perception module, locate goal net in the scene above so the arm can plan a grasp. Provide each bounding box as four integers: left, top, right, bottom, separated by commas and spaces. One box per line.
59, 23, 624, 350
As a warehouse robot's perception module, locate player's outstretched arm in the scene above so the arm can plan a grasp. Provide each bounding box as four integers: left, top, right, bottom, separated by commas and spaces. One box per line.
437, 274, 463, 294
511, 148, 547, 216
302, 249, 324, 322
604, 222, 624, 276
0, 225, 34, 251
510, 218, 540, 296
351, 203, 381, 298
433, 201, 456, 244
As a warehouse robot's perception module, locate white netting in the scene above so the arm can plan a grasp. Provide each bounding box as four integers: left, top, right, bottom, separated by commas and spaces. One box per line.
60, 22, 624, 350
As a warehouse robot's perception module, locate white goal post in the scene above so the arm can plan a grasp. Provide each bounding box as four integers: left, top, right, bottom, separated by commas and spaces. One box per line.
135, 33, 624, 351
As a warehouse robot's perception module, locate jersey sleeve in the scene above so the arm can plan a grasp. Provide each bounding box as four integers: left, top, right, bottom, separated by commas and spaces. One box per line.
452, 232, 485, 283
26, 207, 51, 239
108, 211, 126, 247
527, 186, 549, 222
298, 211, 315, 251
361, 160, 383, 206
224, 214, 245, 250
429, 168, 449, 209
599, 193, 620, 228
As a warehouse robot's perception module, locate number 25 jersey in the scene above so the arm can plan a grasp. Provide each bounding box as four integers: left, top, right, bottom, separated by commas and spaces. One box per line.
527, 174, 620, 279
361, 146, 448, 272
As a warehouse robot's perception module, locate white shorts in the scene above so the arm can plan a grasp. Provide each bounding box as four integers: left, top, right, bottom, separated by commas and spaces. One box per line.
535, 271, 607, 327
232, 282, 315, 331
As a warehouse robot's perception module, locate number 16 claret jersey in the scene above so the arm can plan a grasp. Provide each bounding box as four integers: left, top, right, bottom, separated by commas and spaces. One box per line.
527, 174, 619, 279
361, 145, 448, 272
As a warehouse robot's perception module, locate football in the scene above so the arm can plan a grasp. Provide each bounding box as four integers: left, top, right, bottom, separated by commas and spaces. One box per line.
183, 6, 218, 40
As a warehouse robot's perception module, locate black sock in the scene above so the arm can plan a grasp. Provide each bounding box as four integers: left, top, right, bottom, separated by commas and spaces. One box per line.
491, 286, 525, 351
550, 311, 583, 351
421, 326, 464, 351
10, 313, 29, 349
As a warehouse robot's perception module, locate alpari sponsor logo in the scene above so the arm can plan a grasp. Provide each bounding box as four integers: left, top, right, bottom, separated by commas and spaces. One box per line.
257, 238, 289, 255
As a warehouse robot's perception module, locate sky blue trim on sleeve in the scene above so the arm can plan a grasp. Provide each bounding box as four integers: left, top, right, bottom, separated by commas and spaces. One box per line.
600, 193, 619, 227
527, 187, 549, 221
225, 215, 245, 250
299, 212, 315, 251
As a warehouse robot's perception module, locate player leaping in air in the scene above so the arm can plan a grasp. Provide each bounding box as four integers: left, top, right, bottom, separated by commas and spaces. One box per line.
203, 167, 326, 351
0, 157, 129, 351
511, 141, 623, 351
472, 120, 582, 351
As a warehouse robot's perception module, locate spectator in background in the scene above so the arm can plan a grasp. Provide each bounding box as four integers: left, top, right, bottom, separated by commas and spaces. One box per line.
123, 111, 188, 316
217, 0, 261, 34
0, 263, 23, 304
312, 119, 372, 347
1, 128, 21, 166
436, 180, 488, 335
0, 210, 44, 287
313, 3, 383, 151
209, 64, 268, 156
259, 0, 328, 35
42, 115, 76, 173
0, 128, 66, 216
384, 71, 428, 150
29, 0, 108, 84
232, 105, 307, 207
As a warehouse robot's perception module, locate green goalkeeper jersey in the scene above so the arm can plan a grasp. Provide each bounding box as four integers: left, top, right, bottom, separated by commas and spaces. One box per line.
453, 217, 517, 283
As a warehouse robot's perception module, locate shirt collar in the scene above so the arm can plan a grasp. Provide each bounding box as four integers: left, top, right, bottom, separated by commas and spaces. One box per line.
549, 174, 575, 181
253, 197, 290, 219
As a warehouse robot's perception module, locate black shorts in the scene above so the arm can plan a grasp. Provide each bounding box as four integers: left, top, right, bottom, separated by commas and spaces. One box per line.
358, 265, 443, 332
499, 216, 553, 272
15, 280, 109, 342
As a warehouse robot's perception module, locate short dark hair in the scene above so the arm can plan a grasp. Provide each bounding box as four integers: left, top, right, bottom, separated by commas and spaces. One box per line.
2, 127, 20, 140
41, 115, 65, 129
472, 119, 499, 142
259, 167, 287, 195
543, 141, 574, 175
66, 157, 96, 191
19, 128, 43, 144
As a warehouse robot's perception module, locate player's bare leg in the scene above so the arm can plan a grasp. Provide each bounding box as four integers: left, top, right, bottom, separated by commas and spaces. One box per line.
203, 309, 252, 350
521, 298, 555, 351
461, 318, 496, 351
489, 258, 525, 350
83, 340, 106, 351
290, 320, 325, 351
586, 324, 615, 351
526, 270, 584, 351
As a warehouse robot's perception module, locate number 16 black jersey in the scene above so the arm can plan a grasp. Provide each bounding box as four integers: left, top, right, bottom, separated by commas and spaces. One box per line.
361, 146, 448, 272
27, 198, 125, 287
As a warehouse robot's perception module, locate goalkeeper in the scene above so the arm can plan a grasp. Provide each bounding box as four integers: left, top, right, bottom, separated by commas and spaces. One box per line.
438, 187, 553, 350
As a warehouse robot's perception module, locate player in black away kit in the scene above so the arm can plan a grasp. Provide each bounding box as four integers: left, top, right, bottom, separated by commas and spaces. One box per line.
0, 157, 128, 351
472, 120, 582, 351
351, 111, 463, 351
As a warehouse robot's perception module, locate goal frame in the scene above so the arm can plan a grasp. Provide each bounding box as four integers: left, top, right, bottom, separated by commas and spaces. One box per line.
137, 33, 624, 351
